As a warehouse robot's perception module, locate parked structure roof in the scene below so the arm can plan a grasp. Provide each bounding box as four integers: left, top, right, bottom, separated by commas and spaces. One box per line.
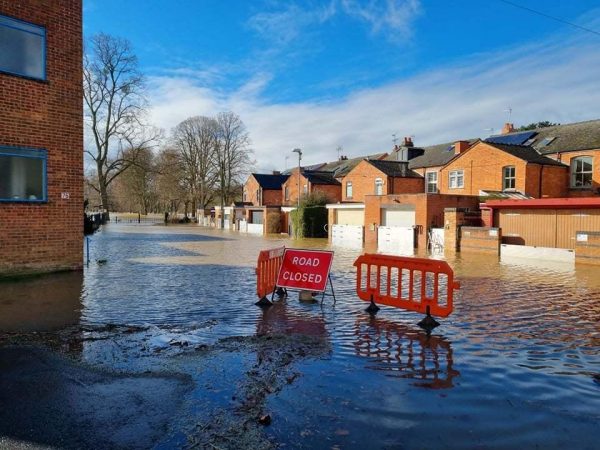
485, 119, 600, 155
366, 160, 423, 178
483, 142, 567, 166
393, 140, 479, 169
252, 173, 289, 189
320, 153, 387, 178
302, 170, 341, 185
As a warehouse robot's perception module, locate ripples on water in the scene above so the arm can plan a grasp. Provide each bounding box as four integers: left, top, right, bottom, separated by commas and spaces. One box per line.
3, 223, 599, 448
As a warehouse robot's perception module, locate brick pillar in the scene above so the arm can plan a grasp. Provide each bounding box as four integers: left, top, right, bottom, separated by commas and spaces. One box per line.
364, 195, 383, 247
575, 231, 600, 265
444, 208, 466, 253
481, 207, 493, 227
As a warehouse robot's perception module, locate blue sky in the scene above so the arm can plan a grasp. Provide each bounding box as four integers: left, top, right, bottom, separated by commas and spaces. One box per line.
84, 0, 600, 170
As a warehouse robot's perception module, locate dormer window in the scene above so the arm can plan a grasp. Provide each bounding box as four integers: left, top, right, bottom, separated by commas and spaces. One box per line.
375, 178, 384, 195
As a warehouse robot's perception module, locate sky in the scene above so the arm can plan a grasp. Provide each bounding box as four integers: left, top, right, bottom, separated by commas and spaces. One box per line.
83, 0, 600, 171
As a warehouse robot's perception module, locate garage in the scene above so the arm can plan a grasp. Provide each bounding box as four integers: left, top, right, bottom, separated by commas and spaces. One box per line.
498, 208, 600, 249
336, 208, 364, 226
327, 204, 365, 248
378, 205, 416, 254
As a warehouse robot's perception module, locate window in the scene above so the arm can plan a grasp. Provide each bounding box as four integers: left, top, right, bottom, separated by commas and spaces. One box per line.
284, 186, 289, 201
449, 170, 464, 189
571, 156, 593, 189
0, 14, 46, 80
242, 190, 247, 202
0, 146, 47, 202
503, 166, 516, 190
375, 178, 384, 195
346, 181, 353, 198
426, 172, 438, 193
303, 184, 308, 194
256, 189, 260, 205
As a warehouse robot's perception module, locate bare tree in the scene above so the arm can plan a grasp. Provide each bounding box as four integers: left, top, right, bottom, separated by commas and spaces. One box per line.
172, 116, 219, 216
117, 147, 158, 215
215, 112, 254, 227
83, 33, 158, 219
155, 147, 187, 216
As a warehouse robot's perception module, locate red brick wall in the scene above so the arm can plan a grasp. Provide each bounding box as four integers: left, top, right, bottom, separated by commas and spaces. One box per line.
548, 150, 600, 197
440, 142, 569, 198
342, 160, 424, 202
243, 175, 283, 206
0, 1, 83, 276
281, 169, 341, 205
311, 183, 341, 203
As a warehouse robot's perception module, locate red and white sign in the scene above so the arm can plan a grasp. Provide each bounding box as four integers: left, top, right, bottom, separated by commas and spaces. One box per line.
276, 249, 334, 292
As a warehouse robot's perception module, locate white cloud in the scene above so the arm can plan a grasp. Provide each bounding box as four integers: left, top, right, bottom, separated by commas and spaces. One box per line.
340, 0, 422, 39
148, 29, 600, 172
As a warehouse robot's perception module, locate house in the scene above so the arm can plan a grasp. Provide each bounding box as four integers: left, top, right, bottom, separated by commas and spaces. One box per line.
281, 168, 342, 206
391, 140, 479, 193
487, 120, 600, 197
340, 159, 424, 202
243, 172, 289, 206
0, 1, 83, 276
438, 140, 568, 198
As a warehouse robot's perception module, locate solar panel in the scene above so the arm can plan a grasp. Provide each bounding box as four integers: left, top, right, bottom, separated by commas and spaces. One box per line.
485, 131, 537, 145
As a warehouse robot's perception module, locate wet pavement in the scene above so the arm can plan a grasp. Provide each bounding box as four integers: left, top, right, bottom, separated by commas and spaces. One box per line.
0, 223, 599, 449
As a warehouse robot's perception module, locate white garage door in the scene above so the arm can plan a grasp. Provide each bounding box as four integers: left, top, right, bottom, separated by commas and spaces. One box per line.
378, 226, 414, 255
336, 209, 364, 226
382, 208, 415, 227
332, 224, 363, 249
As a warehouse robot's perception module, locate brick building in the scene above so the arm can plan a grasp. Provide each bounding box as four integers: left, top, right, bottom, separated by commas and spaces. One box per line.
491, 120, 600, 197
243, 172, 289, 206
0, 1, 83, 276
341, 159, 423, 202
438, 140, 567, 198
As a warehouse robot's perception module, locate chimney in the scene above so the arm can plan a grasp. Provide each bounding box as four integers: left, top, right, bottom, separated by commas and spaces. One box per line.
403, 136, 414, 147
272, 170, 280, 175
454, 140, 470, 155
502, 123, 515, 134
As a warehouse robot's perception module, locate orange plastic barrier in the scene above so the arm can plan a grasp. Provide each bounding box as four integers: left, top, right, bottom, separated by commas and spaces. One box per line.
353, 254, 459, 317
256, 246, 285, 301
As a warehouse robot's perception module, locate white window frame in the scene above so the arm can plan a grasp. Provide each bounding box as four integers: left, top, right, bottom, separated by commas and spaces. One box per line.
346, 181, 353, 198
449, 170, 464, 189
375, 178, 384, 195
425, 171, 438, 193
503, 166, 516, 191
570, 156, 593, 189
284, 186, 289, 201
303, 184, 308, 194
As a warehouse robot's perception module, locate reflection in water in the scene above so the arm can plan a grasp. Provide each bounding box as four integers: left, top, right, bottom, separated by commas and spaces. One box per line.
354, 315, 459, 389
0, 271, 83, 332
256, 300, 328, 337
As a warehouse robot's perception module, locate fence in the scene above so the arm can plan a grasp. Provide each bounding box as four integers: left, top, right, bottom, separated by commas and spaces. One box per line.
353, 253, 459, 318
255, 246, 285, 305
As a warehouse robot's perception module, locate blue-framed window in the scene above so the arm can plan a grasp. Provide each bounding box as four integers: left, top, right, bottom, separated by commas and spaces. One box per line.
0, 146, 47, 202
0, 14, 46, 80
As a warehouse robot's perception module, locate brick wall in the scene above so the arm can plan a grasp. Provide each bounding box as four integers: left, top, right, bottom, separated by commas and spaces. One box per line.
341, 160, 423, 202
575, 231, 600, 265
0, 1, 83, 276
281, 169, 304, 206
243, 175, 283, 206
311, 183, 342, 203
549, 150, 600, 197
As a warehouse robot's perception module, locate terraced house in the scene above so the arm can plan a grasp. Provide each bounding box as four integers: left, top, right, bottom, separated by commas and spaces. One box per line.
0, 1, 83, 276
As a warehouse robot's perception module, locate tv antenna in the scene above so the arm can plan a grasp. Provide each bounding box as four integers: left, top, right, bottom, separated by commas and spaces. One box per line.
484, 127, 495, 136
392, 133, 398, 146
336, 145, 343, 160
504, 106, 513, 122
284, 155, 289, 169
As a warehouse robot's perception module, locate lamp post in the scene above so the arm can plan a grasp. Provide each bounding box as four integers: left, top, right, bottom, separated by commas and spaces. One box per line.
292, 148, 302, 208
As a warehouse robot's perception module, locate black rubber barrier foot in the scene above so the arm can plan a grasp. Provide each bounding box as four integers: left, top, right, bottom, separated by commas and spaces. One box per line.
365, 298, 380, 315
417, 314, 440, 332
255, 297, 273, 308
276, 287, 286, 297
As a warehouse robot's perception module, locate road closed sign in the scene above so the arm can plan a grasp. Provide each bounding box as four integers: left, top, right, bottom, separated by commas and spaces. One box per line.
276, 249, 334, 292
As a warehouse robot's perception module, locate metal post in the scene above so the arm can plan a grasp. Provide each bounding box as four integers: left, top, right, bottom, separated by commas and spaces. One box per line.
86, 237, 90, 267
292, 148, 302, 238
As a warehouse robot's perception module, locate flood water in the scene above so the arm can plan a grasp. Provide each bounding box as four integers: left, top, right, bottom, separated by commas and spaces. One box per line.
1, 223, 599, 449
